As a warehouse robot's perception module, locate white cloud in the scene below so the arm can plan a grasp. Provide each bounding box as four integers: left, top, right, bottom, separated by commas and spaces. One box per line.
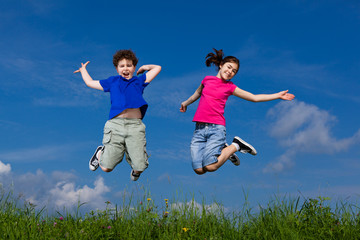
263, 101, 360, 173
262, 150, 296, 174
157, 173, 172, 183
0, 168, 111, 212
49, 176, 110, 209
0, 160, 11, 175
171, 200, 226, 215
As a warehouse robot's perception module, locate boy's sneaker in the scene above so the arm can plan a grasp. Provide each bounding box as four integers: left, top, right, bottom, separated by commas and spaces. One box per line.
89, 146, 103, 171
130, 170, 141, 181
232, 136, 257, 155
224, 143, 240, 166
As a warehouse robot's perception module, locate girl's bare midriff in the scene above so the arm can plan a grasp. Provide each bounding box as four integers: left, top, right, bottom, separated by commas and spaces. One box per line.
115, 108, 142, 119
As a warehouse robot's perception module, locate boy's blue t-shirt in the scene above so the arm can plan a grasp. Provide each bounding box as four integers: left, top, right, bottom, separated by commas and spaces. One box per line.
100, 74, 149, 120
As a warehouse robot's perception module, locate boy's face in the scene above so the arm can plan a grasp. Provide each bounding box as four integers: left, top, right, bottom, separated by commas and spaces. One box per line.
116, 58, 136, 79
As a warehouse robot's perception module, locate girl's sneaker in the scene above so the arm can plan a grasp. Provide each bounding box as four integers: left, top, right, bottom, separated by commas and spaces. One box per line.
232, 137, 257, 155
224, 143, 240, 166
89, 146, 103, 171
130, 170, 141, 181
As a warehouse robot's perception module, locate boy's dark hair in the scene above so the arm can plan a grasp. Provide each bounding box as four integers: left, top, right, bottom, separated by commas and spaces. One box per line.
113, 49, 138, 67
205, 48, 240, 72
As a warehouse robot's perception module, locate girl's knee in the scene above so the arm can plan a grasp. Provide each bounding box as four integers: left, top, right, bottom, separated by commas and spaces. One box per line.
194, 168, 206, 175
204, 165, 218, 172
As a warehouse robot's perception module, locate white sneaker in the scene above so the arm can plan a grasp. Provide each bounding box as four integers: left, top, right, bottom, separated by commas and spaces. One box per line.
232, 136, 257, 155
89, 146, 103, 171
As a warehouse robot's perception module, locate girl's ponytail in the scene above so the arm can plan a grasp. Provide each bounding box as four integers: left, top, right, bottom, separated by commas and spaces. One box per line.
205, 48, 224, 70
205, 48, 240, 71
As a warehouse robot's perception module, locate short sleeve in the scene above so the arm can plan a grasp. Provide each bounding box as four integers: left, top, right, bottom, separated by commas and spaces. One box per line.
229, 82, 237, 93
100, 76, 115, 92
138, 74, 149, 87
201, 77, 207, 85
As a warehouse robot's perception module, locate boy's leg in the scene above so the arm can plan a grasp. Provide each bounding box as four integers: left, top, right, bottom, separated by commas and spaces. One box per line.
124, 119, 148, 181
98, 120, 126, 172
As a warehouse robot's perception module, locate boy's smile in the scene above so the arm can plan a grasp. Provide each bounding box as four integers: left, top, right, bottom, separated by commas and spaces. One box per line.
116, 59, 136, 79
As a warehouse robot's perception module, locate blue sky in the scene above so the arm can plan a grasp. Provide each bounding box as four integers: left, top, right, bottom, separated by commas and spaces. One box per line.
1, 0, 359, 213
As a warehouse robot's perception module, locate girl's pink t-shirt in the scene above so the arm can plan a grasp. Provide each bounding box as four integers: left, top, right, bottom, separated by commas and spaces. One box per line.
193, 76, 237, 126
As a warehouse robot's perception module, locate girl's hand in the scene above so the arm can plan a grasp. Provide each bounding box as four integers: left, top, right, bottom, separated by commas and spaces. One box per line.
74, 61, 90, 73
180, 102, 187, 112
278, 90, 295, 101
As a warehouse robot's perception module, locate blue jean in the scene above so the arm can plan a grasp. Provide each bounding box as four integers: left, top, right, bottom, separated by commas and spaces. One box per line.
190, 123, 226, 169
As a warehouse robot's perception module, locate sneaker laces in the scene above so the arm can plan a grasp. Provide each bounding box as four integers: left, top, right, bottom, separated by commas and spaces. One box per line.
90, 158, 99, 166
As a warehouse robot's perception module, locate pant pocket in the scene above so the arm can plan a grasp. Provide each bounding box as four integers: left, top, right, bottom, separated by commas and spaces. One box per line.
102, 128, 112, 144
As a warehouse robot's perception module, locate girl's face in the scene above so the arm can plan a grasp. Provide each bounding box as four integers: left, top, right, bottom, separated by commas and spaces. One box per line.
217, 62, 238, 81
116, 58, 136, 79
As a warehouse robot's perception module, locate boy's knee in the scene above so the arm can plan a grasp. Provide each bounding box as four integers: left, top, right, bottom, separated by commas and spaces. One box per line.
100, 166, 113, 172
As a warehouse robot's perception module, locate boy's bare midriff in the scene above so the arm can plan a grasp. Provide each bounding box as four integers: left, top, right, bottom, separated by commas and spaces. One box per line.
116, 108, 142, 119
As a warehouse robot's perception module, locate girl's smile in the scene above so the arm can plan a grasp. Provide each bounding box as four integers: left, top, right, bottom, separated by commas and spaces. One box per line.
217, 62, 238, 81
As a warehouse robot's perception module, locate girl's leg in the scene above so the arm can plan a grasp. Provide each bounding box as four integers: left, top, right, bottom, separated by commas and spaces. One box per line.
204, 144, 237, 172
194, 167, 207, 175
201, 124, 230, 172
191, 126, 207, 175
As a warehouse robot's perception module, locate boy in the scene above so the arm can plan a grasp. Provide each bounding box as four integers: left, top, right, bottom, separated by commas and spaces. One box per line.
74, 49, 161, 181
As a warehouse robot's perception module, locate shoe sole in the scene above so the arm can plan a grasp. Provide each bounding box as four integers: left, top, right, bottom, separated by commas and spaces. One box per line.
230, 154, 240, 166
224, 143, 240, 166
89, 146, 103, 171
234, 136, 257, 155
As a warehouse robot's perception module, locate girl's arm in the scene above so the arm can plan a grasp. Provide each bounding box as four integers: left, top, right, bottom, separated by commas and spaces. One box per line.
74, 61, 103, 91
233, 87, 295, 102
180, 84, 204, 112
137, 64, 162, 83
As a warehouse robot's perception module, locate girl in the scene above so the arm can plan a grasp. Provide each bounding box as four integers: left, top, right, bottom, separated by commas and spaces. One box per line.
180, 48, 294, 175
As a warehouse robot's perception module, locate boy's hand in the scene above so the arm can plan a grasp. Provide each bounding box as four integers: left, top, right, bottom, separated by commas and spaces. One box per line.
180, 102, 187, 112
74, 61, 90, 73
136, 65, 149, 75
278, 90, 295, 101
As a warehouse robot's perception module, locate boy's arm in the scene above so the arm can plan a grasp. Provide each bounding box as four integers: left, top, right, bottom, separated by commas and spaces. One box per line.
136, 64, 162, 83
233, 87, 295, 102
180, 84, 204, 112
74, 61, 103, 91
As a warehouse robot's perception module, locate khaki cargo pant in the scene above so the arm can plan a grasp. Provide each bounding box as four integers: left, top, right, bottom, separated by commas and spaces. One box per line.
99, 117, 149, 172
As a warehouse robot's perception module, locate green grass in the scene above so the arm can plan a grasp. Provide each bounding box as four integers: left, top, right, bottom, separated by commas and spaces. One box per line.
1, 190, 360, 239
